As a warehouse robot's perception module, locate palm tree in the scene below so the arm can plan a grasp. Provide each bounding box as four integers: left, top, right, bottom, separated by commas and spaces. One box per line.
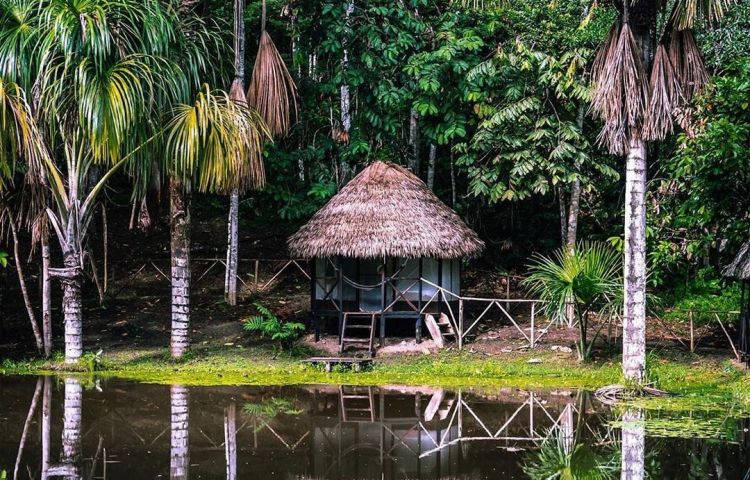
589, 0, 736, 382
223, 0, 297, 306
524, 242, 621, 361
166, 85, 267, 359
0, 0, 244, 363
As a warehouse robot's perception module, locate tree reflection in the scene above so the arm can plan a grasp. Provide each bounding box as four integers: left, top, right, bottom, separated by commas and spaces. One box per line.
170, 385, 190, 480
620, 409, 645, 480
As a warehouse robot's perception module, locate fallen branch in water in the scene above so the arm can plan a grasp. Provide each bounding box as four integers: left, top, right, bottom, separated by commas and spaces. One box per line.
594, 383, 671, 404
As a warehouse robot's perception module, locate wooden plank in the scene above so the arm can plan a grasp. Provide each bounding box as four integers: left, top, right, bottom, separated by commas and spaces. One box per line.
424, 314, 445, 348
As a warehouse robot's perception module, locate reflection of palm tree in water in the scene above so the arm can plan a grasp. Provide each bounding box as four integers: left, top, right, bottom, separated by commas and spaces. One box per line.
170, 385, 190, 480
60, 378, 83, 480
620, 409, 644, 480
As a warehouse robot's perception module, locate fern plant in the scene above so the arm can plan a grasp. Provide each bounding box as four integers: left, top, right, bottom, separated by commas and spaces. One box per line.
242, 303, 306, 352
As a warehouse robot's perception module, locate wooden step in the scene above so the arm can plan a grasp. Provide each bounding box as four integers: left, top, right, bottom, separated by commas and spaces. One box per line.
341, 338, 370, 343
345, 325, 373, 330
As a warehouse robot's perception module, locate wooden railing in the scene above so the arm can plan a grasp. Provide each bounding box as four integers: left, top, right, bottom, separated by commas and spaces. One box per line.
418, 278, 546, 349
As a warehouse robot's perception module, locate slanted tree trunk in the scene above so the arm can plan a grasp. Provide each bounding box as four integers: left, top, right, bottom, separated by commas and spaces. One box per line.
61, 377, 82, 480
224, 403, 237, 480
408, 108, 420, 174
620, 409, 645, 480
42, 230, 52, 358
225, 0, 246, 307
170, 179, 191, 359
6, 209, 43, 354
427, 144, 436, 190
170, 385, 190, 480
13, 377, 42, 480
623, 140, 647, 382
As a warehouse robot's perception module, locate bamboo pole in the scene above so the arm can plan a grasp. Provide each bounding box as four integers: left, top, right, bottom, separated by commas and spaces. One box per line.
689, 311, 695, 353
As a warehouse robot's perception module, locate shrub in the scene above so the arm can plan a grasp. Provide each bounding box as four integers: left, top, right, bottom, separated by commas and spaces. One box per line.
242, 303, 306, 352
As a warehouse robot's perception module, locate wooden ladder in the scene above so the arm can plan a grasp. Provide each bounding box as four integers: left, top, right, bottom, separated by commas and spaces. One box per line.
339, 386, 376, 422
437, 312, 456, 341
339, 312, 378, 356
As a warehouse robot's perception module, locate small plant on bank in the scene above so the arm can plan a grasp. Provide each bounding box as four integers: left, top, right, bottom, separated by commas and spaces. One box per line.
242, 303, 306, 353
0, 249, 8, 267
523, 242, 621, 362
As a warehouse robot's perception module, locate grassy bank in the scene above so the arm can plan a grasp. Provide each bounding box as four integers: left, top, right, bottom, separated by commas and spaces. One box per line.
2, 346, 748, 402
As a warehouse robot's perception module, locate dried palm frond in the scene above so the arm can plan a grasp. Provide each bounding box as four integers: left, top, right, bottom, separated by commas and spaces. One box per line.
590, 22, 649, 155
671, 0, 735, 30
644, 44, 682, 141
670, 29, 708, 102
247, 30, 298, 138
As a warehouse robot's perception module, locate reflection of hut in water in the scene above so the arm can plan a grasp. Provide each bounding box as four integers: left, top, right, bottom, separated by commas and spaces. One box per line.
723, 242, 750, 364
288, 162, 484, 351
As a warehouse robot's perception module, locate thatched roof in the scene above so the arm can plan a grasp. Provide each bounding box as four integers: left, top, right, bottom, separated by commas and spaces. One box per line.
723, 241, 750, 280
288, 161, 484, 259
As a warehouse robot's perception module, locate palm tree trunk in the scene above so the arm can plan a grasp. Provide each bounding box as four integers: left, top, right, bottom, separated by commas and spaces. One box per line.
41, 376, 51, 480
61, 247, 83, 364
225, 0, 245, 307
61, 377, 82, 480
170, 385, 190, 480
427, 144, 436, 190
170, 178, 191, 359
620, 409, 645, 480
566, 179, 581, 247
224, 403, 237, 480
225, 189, 239, 306
42, 230, 52, 358
623, 140, 647, 382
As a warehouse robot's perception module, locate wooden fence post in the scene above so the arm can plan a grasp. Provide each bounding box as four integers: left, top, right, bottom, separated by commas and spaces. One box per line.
689, 310, 695, 353
530, 302, 536, 349
458, 298, 464, 350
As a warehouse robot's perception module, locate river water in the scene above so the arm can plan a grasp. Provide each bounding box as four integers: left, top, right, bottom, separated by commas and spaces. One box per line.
0, 375, 748, 479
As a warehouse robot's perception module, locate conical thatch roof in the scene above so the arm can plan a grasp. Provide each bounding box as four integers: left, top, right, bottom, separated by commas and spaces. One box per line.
723, 241, 750, 280
288, 161, 484, 259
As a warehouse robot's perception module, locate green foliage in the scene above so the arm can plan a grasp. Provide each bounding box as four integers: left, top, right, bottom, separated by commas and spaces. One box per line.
523, 433, 618, 480
650, 59, 750, 285
659, 269, 740, 325
243, 303, 306, 350
242, 397, 303, 423
0, 249, 7, 267
524, 242, 621, 360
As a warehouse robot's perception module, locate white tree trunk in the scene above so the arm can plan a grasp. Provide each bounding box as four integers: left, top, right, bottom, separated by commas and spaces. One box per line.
42, 232, 52, 358
224, 403, 237, 480
170, 179, 191, 359
620, 409, 645, 480
427, 144, 436, 190
61, 377, 82, 480
62, 249, 83, 364
225, 189, 239, 306
566, 178, 581, 248
41, 376, 51, 480
170, 385, 190, 480
623, 140, 647, 382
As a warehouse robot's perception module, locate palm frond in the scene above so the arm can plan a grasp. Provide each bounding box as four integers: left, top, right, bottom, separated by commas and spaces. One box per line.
644, 43, 683, 141
669, 29, 708, 102
590, 22, 649, 155
166, 84, 269, 195
247, 30, 298, 138
672, 0, 735, 30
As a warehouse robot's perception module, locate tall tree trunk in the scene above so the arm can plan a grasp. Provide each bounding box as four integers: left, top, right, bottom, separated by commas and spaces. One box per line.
6, 210, 44, 354
61, 377, 82, 480
338, 1, 354, 181
557, 187, 568, 246
225, 0, 246, 307
450, 151, 456, 207
61, 246, 83, 364
566, 180, 581, 248
42, 230, 52, 358
408, 108, 420, 174
224, 403, 237, 480
170, 385, 190, 480
41, 376, 51, 480
170, 179, 191, 359
427, 144, 436, 190
620, 409, 645, 480
623, 140, 647, 382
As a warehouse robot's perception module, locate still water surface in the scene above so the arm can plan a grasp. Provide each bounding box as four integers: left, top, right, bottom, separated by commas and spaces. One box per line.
1, 376, 748, 479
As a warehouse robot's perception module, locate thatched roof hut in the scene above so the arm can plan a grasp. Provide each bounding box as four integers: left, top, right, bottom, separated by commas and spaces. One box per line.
288, 161, 484, 259
723, 241, 750, 280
